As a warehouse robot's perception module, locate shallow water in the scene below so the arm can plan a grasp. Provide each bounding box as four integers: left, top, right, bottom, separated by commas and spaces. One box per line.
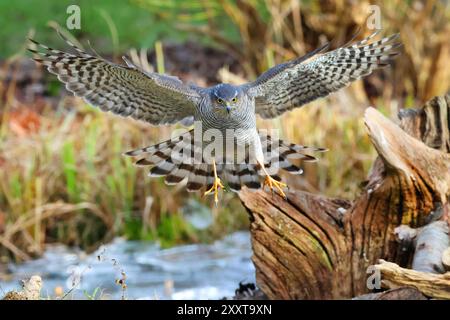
0, 231, 254, 300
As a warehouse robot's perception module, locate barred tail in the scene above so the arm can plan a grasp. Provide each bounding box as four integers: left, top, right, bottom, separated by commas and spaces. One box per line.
124, 130, 327, 193
124, 130, 214, 192
222, 163, 261, 192
259, 133, 327, 177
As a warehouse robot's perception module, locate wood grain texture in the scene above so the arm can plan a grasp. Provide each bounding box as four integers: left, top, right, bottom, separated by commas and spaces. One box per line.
240, 94, 450, 299
374, 260, 450, 299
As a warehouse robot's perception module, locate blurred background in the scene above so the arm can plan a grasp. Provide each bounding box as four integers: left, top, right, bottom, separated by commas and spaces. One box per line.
0, 0, 449, 299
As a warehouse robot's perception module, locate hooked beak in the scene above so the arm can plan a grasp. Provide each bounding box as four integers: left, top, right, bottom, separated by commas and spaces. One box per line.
226, 104, 232, 114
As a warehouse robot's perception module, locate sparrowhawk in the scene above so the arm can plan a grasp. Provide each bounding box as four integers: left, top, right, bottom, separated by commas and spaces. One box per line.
29, 31, 401, 204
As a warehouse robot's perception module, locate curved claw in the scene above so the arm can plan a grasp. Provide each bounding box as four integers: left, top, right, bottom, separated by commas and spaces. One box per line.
204, 177, 225, 205
263, 175, 287, 199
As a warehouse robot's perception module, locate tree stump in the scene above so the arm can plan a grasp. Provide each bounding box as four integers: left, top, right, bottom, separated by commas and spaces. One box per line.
239, 94, 450, 299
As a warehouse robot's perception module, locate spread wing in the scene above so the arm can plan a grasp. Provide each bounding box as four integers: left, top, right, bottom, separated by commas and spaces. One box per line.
247, 32, 401, 119
28, 33, 201, 125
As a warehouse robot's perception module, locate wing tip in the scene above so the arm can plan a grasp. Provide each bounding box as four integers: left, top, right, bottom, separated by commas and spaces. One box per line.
123, 150, 140, 157
28, 38, 39, 45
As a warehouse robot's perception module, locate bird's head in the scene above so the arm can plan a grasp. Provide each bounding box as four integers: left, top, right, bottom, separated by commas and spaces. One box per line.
211, 84, 241, 115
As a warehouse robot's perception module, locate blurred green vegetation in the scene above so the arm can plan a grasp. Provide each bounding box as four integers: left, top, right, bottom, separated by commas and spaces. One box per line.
0, 0, 244, 58
0, 0, 449, 261
1, 1, 141, 57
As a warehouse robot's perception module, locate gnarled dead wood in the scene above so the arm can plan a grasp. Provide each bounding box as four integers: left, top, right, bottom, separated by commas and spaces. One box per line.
239, 94, 450, 299
373, 260, 450, 299
395, 222, 450, 274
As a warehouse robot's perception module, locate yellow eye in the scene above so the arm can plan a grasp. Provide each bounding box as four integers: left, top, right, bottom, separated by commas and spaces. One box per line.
217, 98, 223, 104
232, 97, 237, 103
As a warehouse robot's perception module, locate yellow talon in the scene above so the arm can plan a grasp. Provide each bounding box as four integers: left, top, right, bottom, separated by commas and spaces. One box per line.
204, 176, 224, 205
203, 159, 224, 205
258, 160, 288, 199
263, 175, 287, 199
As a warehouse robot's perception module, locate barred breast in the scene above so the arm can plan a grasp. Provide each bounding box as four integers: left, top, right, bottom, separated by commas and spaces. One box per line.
196, 95, 260, 163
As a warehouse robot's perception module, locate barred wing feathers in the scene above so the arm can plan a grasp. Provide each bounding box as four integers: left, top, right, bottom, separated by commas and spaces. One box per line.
28, 34, 200, 125
248, 32, 401, 118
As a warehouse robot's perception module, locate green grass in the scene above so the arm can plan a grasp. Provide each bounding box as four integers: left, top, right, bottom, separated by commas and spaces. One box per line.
62, 140, 79, 202
0, 0, 204, 58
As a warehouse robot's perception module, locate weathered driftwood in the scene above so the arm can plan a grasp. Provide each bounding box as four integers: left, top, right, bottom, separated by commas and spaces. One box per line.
395, 221, 449, 273
372, 260, 450, 300
239, 94, 450, 299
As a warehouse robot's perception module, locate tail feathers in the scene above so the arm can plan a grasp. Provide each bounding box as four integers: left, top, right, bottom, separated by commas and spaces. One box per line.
261, 133, 326, 165
149, 158, 176, 177
277, 141, 326, 162
183, 164, 200, 192
124, 130, 193, 159
222, 164, 241, 192
186, 163, 213, 192
237, 164, 261, 190
268, 155, 303, 175
165, 163, 192, 185
125, 132, 327, 193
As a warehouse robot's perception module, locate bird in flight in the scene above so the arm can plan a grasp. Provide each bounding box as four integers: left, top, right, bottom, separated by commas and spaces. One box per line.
29, 30, 400, 204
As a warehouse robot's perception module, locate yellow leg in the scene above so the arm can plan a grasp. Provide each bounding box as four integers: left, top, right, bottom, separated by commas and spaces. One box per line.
203, 159, 224, 205
260, 162, 287, 199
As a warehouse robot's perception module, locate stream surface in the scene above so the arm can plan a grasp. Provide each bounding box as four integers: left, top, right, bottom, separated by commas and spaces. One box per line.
0, 231, 254, 300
